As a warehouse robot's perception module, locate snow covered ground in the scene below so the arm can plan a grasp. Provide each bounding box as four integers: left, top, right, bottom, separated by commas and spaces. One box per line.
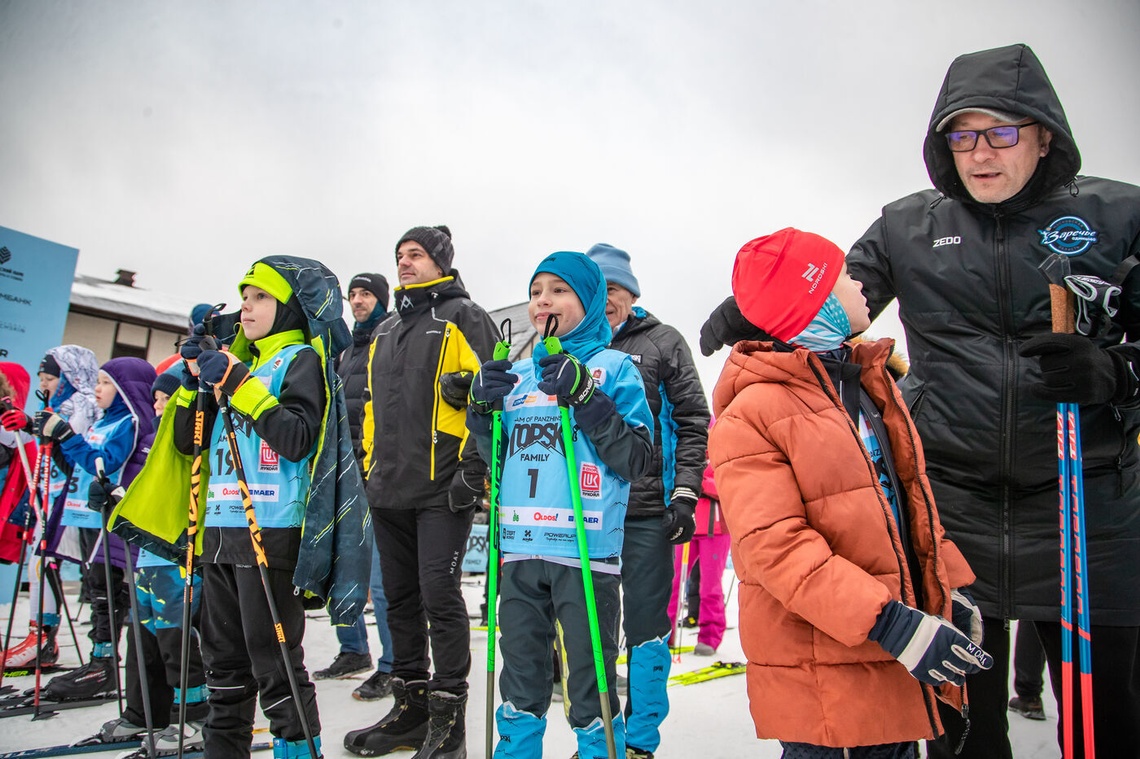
1, 572, 1059, 758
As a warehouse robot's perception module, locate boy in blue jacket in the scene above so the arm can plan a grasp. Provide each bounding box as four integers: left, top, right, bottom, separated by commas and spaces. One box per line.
467, 252, 653, 759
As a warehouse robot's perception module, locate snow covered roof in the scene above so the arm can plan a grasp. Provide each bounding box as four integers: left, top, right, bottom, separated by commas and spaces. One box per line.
69, 273, 205, 331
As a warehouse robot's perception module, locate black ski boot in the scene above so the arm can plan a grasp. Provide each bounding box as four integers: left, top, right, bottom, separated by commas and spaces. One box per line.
410, 691, 466, 759
41, 655, 116, 701
344, 678, 428, 756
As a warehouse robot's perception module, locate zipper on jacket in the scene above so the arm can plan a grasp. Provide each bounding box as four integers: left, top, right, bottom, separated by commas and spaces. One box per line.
995, 215, 1016, 620
430, 324, 454, 482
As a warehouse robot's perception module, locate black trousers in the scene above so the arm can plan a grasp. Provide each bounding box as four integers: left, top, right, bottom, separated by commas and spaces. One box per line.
373, 506, 474, 694
84, 561, 128, 646
1012, 620, 1046, 701
199, 563, 319, 759
927, 617, 1140, 759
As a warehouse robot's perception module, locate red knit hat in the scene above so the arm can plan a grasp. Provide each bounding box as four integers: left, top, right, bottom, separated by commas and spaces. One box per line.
731, 228, 846, 341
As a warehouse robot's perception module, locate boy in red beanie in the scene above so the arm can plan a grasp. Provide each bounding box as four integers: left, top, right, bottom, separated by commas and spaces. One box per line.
709, 228, 992, 757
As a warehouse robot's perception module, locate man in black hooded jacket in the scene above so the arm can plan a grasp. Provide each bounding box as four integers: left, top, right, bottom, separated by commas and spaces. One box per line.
700, 43, 1140, 758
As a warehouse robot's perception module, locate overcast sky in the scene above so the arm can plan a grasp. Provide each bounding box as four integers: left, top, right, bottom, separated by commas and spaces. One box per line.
2, 0, 1139, 392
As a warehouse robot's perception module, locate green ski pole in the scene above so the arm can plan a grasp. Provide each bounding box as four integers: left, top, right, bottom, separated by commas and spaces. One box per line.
485, 319, 511, 759
542, 317, 617, 759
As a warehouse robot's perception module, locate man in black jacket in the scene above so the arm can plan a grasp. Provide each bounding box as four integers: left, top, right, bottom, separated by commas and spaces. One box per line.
586, 243, 710, 759
345, 227, 497, 759
313, 273, 396, 699
700, 44, 1140, 758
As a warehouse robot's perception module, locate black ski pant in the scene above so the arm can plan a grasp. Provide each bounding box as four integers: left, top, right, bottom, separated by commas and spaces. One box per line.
84, 560, 128, 647
373, 505, 473, 695
927, 617, 1140, 759
123, 566, 207, 728
1012, 619, 1046, 701
199, 563, 319, 759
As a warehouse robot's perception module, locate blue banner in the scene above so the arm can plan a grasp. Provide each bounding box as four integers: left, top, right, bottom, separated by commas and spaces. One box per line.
0, 226, 79, 409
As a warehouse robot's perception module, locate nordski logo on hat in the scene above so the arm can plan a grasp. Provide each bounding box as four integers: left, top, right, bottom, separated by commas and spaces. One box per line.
1038, 216, 1099, 256
801, 263, 820, 281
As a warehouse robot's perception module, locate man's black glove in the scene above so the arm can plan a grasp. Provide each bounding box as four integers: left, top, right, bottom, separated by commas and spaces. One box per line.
1019, 333, 1140, 405
38, 413, 76, 443
440, 371, 475, 410
87, 475, 119, 514
538, 353, 616, 431
663, 487, 698, 544
868, 599, 993, 686
698, 296, 773, 357
469, 360, 517, 415
448, 468, 485, 513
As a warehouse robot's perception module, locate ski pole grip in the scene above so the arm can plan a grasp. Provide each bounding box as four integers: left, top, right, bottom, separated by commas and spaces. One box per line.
1049, 284, 1076, 334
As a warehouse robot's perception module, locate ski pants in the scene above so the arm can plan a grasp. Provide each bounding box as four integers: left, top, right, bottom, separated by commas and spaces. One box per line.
199, 563, 320, 759
667, 533, 731, 650
620, 515, 673, 752
373, 504, 473, 694
1011, 620, 1046, 701
84, 558, 128, 647
123, 565, 207, 728
927, 617, 1140, 759
496, 558, 623, 755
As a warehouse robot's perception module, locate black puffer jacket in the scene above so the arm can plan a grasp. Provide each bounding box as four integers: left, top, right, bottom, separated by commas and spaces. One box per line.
609, 308, 710, 517
337, 316, 383, 468
363, 274, 497, 510
848, 44, 1140, 624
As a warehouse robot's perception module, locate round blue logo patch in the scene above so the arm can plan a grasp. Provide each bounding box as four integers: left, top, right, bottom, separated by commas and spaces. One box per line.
1037, 216, 1099, 256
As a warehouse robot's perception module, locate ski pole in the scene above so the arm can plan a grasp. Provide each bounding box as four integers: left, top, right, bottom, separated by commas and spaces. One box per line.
1040, 254, 1095, 757
485, 318, 511, 759
672, 542, 690, 662
92, 466, 125, 721
96, 459, 155, 758
216, 393, 319, 759
0, 408, 38, 687
542, 317, 617, 759
177, 310, 220, 759
31, 427, 56, 710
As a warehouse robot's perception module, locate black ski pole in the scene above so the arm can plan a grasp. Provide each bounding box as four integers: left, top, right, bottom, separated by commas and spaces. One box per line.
90, 466, 125, 722
216, 395, 319, 759
95, 459, 155, 758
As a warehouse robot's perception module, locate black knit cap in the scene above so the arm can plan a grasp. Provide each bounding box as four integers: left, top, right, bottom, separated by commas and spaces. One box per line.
152, 371, 181, 398
348, 273, 390, 312
396, 225, 454, 275
39, 354, 61, 378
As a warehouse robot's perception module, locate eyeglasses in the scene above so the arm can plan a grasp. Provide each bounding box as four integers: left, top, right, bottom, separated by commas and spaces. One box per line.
945, 122, 1039, 152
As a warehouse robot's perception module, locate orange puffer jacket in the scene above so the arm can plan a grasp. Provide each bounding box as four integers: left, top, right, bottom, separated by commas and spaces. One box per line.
710, 338, 975, 748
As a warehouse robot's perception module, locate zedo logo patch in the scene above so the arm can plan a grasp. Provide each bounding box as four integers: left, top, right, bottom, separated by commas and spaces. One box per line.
1038, 216, 1099, 256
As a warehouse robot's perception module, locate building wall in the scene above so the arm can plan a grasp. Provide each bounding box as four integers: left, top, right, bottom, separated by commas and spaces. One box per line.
62, 311, 183, 367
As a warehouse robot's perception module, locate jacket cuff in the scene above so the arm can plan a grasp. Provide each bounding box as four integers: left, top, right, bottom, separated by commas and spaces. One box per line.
230, 376, 278, 420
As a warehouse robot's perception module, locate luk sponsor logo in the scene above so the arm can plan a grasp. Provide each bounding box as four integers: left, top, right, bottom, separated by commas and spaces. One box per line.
259, 442, 279, 472
580, 463, 601, 499
932, 236, 961, 248
1038, 216, 1099, 256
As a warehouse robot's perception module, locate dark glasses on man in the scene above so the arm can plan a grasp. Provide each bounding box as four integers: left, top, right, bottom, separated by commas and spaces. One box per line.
945, 122, 1039, 152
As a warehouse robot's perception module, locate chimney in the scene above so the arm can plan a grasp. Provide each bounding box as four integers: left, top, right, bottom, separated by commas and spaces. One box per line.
114, 269, 137, 287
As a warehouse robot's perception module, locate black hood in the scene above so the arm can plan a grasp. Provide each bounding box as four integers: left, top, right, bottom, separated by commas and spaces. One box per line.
923, 43, 1081, 205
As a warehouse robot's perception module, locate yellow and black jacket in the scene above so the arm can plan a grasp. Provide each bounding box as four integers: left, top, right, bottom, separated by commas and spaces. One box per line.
362, 274, 497, 509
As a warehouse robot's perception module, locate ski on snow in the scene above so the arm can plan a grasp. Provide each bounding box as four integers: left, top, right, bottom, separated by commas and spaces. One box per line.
0, 739, 141, 759
0, 693, 118, 719
667, 660, 746, 686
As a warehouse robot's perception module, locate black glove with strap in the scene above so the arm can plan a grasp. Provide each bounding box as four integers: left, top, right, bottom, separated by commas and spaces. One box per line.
1019, 333, 1140, 405
440, 371, 475, 410
448, 468, 485, 513
87, 474, 120, 514
537, 353, 616, 431
698, 296, 774, 357
663, 487, 698, 544
469, 360, 517, 415
38, 413, 76, 443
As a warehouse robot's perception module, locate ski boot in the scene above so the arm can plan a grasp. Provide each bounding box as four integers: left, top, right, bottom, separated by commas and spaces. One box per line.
41, 648, 116, 702
98, 716, 148, 743
272, 735, 322, 759
152, 721, 206, 755
344, 678, 428, 756
0, 621, 59, 670
410, 691, 466, 759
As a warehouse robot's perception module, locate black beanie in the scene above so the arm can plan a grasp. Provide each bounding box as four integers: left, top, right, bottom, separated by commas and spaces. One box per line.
152, 371, 181, 398
396, 225, 454, 275
348, 273, 390, 312
39, 354, 61, 378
